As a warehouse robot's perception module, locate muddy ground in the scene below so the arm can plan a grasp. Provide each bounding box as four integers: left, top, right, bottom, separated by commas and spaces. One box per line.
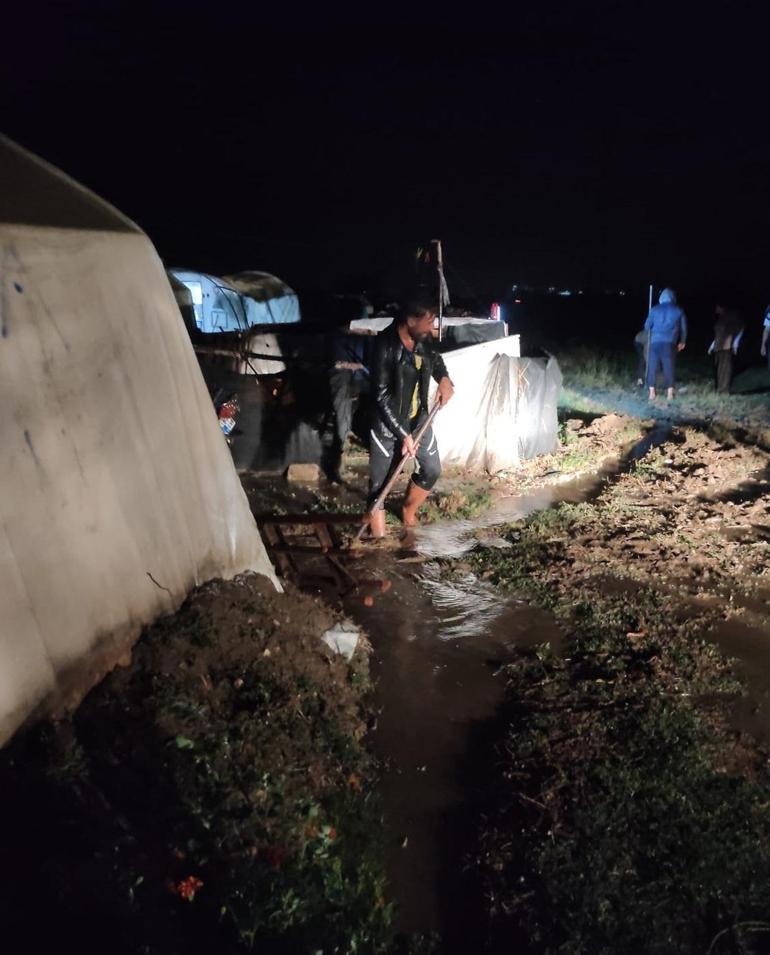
242, 410, 647, 534
5, 397, 770, 954
448, 423, 770, 953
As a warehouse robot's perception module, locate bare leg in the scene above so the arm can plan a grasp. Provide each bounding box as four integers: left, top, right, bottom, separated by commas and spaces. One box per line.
402, 481, 430, 526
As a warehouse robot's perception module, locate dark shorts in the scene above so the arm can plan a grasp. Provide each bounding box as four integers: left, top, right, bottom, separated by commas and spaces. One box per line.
368, 423, 441, 509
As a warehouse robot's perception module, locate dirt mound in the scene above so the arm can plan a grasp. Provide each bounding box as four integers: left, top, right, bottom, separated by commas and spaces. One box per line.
0, 573, 391, 954
581, 412, 631, 435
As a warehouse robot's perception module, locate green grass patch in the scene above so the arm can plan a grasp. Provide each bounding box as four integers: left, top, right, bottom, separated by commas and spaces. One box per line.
555, 346, 770, 430
554, 347, 636, 390
422, 483, 493, 523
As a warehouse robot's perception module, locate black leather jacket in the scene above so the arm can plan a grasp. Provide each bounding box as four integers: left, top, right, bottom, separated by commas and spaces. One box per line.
371, 323, 449, 440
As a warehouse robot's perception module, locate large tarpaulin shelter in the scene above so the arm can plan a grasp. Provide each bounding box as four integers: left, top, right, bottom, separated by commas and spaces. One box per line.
0, 136, 277, 746
170, 268, 300, 333
429, 337, 562, 472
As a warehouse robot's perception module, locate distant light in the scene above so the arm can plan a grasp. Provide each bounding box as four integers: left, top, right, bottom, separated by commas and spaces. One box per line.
619, 290, 626, 296
514, 298, 522, 304
558, 289, 572, 297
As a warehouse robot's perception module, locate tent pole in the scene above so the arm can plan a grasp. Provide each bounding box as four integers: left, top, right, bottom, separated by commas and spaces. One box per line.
436, 239, 444, 342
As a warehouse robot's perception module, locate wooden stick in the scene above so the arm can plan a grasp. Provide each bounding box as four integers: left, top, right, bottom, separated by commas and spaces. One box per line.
355, 402, 441, 542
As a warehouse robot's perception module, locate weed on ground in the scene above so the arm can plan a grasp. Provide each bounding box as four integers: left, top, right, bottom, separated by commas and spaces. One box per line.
422, 484, 493, 523
0, 573, 394, 955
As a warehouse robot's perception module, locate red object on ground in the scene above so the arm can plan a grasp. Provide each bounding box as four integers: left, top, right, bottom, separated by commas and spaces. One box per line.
175, 875, 204, 902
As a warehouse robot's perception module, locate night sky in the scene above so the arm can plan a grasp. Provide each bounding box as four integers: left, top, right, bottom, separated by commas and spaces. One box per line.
5, 1, 770, 301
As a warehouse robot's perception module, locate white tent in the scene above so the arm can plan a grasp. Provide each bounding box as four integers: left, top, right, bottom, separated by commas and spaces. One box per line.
429, 337, 562, 472
224, 270, 300, 326
169, 268, 300, 333
0, 136, 278, 746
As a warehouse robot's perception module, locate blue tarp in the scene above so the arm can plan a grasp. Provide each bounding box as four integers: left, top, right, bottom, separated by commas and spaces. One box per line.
169, 269, 301, 333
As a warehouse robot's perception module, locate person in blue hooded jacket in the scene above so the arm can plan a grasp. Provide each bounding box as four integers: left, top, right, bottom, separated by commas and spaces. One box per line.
644, 288, 687, 400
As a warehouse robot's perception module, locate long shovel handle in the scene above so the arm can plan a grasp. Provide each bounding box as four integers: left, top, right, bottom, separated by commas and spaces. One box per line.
355, 401, 441, 541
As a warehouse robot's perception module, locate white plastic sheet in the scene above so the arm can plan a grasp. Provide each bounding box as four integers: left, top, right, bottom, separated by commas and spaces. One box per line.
0, 136, 278, 745
322, 622, 360, 661
430, 338, 562, 472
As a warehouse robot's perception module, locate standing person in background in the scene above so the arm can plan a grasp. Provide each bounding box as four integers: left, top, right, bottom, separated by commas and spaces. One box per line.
633, 327, 649, 387
644, 288, 687, 401
327, 331, 368, 483
709, 304, 744, 394
761, 303, 770, 368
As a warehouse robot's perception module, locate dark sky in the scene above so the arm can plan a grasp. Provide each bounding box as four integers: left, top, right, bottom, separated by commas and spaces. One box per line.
5, 1, 770, 299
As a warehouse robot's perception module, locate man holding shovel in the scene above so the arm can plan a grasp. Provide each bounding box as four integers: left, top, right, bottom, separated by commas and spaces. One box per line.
365, 297, 454, 538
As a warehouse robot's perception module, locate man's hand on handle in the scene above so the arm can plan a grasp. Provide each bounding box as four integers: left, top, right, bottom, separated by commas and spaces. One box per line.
401, 393, 447, 458
437, 376, 454, 405
401, 434, 417, 458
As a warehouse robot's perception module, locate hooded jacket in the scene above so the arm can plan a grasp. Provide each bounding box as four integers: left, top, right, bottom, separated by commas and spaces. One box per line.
644, 288, 688, 345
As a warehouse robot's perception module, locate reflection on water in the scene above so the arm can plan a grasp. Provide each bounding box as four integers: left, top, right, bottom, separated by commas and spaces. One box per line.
415, 563, 524, 641
346, 561, 561, 938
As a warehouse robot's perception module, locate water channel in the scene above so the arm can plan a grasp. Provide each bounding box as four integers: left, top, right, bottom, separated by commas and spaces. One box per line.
343, 427, 672, 944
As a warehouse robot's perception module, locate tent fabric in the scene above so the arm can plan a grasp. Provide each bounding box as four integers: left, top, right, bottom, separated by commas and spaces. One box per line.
0, 135, 278, 746
170, 268, 300, 333
238, 331, 287, 375
169, 270, 249, 333
169, 272, 205, 339
226, 271, 300, 328
429, 337, 562, 472
225, 270, 297, 303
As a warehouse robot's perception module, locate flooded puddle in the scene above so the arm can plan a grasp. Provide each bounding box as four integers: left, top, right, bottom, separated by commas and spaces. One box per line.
413, 424, 669, 558
340, 426, 676, 940
346, 559, 561, 939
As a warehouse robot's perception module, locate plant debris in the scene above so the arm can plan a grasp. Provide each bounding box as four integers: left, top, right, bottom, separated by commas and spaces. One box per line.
0, 572, 392, 954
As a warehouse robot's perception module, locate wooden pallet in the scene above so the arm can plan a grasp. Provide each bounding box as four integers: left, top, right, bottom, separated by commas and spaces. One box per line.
257, 513, 390, 598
